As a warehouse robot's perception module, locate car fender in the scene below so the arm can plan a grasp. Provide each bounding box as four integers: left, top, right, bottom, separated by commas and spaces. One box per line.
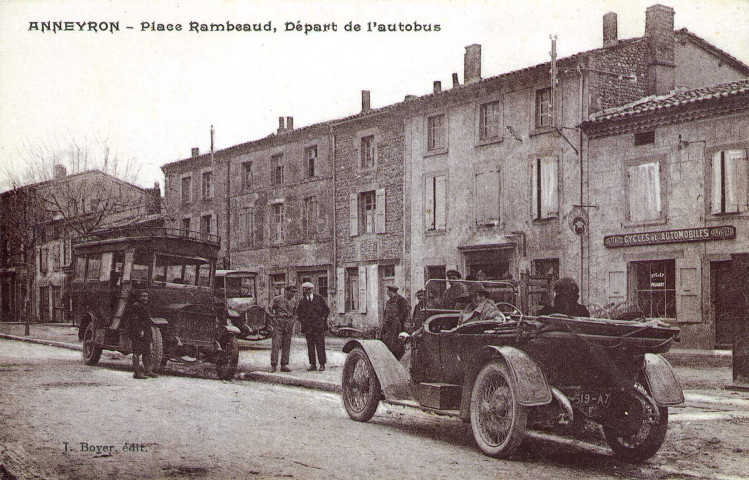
643, 353, 684, 406
460, 345, 552, 420
343, 339, 413, 402
223, 324, 241, 335
150, 317, 169, 326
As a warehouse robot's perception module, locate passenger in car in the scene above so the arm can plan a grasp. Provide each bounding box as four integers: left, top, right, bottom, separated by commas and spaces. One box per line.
458, 286, 505, 325
442, 269, 467, 309
538, 277, 590, 317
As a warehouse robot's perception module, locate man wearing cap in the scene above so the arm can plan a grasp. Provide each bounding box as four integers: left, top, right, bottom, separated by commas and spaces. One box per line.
124, 290, 157, 379
296, 282, 330, 371
381, 285, 410, 359
538, 277, 590, 317
442, 269, 467, 310
268, 284, 298, 372
407, 288, 427, 334
459, 286, 504, 325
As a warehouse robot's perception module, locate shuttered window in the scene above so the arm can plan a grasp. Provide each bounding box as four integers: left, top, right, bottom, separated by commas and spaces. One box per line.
425, 176, 446, 231
711, 149, 747, 214
475, 170, 500, 225
628, 162, 661, 222
531, 157, 558, 219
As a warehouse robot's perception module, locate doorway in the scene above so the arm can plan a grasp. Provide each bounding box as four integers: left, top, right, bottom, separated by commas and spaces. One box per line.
711, 260, 745, 348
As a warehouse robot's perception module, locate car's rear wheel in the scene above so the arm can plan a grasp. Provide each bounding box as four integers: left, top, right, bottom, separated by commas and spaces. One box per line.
82, 321, 102, 366
470, 360, 528, 458
216, 335, 239, 380
342, 347, 381, 422
602, 384, 668, 462
150, 326, 164, 374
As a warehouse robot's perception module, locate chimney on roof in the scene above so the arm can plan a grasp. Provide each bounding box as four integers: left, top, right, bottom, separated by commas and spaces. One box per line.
464, 44, 481, 84
603, 12, 618, 47
452, 73, 460, 87
361, 90, 371, 113
644, 4, 675, 95
277, 116, 285, 134
433, 81, 442, 94
191, 148, 200, 158
404, 95, 416, 101
53, 164, 67, 180
286, 116, 294, 131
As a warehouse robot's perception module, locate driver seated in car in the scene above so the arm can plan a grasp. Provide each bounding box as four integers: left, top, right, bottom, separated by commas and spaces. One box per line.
538, 277, 590, 317
458, 286, 506, 325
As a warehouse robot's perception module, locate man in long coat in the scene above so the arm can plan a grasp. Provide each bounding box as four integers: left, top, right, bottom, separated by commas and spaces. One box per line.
125, 290, 156, 379
381, 285, 410, 359
296, 282, 330, 371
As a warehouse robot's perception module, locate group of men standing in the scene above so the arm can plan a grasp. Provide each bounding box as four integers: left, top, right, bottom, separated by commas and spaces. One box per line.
267, 282, 330, 372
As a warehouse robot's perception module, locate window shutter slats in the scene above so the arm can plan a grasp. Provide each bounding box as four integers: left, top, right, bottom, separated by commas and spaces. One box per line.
425, 177, 435, 230
375, 188, 386, 233
541, 158, 558, 217
358, 265, 367, 313
726, 149, 747, 213
349, 193, 358, 236
531, 160, 539, 219
712, 152, 723, 214
435, 176, 447, 230
336, 268, 345, 314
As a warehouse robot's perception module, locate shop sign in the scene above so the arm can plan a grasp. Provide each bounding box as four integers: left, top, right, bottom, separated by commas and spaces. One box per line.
604, 225, 736, 248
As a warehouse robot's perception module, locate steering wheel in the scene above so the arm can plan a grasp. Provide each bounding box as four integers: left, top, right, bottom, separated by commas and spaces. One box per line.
496, 302, 522, 317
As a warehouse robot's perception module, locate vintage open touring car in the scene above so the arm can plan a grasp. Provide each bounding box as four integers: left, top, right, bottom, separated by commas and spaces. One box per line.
72, 227, 241, 380
341, 279, 684, 461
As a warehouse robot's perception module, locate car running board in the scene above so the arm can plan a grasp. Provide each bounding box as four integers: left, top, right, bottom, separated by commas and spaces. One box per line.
384, 399, 461, 418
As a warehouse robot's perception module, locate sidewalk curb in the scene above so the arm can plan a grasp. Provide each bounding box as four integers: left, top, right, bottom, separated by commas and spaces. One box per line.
237, 371, 341, 393
0, 333, 83, 352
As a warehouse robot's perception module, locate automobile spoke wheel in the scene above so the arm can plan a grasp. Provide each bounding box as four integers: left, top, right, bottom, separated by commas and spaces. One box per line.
602, 384, 668, 462
150, 326, 165, 373
82, 322, 102, 366
342, 348, 381, 422
470, 360, 527, 458
216, 335, 239, 380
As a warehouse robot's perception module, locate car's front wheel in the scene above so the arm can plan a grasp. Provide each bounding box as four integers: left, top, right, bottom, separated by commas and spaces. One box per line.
602, 385, 668, 462
82, 321, 102, 366
216, 335, 239, 380
342, 347, 381, 422
150, 326, 164, 374
470, 360, 528, 458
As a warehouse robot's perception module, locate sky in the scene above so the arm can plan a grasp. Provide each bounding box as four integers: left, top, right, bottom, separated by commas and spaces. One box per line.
1, 0, 747, 191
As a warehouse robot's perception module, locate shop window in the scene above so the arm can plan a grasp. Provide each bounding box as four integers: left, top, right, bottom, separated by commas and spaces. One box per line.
628, 162, 661, 222
633, 260, 676, 318
269, 273, 286, 298
711, 149, 747, 214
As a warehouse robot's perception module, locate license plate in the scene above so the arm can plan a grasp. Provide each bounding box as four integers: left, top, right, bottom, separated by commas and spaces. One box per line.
570, 390, 612, 408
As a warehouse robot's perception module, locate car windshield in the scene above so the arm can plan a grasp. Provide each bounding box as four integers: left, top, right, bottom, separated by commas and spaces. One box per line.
424, 279, 517, 311
153, 253, 212, 287
223, 274, 257, 300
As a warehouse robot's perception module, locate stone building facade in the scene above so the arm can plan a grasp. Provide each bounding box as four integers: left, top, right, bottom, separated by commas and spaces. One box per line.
582, 79, 749, 349
405, 5, 748, 311
332, 97, 408, 334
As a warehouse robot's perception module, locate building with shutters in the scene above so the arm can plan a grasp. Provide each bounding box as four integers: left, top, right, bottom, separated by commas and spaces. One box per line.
162, 118, 335, 308
405, 5, 749, 311
332, 93, 409, 334
581, 78, 749, 349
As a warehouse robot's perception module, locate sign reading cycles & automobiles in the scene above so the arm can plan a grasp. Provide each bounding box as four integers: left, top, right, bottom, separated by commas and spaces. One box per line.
604, 226, 736, 248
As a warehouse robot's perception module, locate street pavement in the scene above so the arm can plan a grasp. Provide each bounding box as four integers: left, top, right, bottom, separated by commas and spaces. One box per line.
1, 322, 748, 414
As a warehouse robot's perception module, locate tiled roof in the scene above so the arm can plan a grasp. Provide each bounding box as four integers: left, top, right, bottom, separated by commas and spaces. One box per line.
585, 78, 749, 124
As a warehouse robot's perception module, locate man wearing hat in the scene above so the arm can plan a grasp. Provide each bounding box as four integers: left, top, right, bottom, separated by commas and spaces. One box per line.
442, 269, 467, 310
407, 288, 427, 334
296, 282, 330, 371
268, 284, 298, 372
538, 277, 590, 317
381, 285, 410, 359
459, 285, 504, 325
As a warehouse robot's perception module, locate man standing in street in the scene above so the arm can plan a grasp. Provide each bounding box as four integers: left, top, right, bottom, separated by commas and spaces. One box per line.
296, 282, 330, 371
382, 285, 410, 359
125, 290, 157, 379
268, 284, 298, 373
407, 288, 426, 334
